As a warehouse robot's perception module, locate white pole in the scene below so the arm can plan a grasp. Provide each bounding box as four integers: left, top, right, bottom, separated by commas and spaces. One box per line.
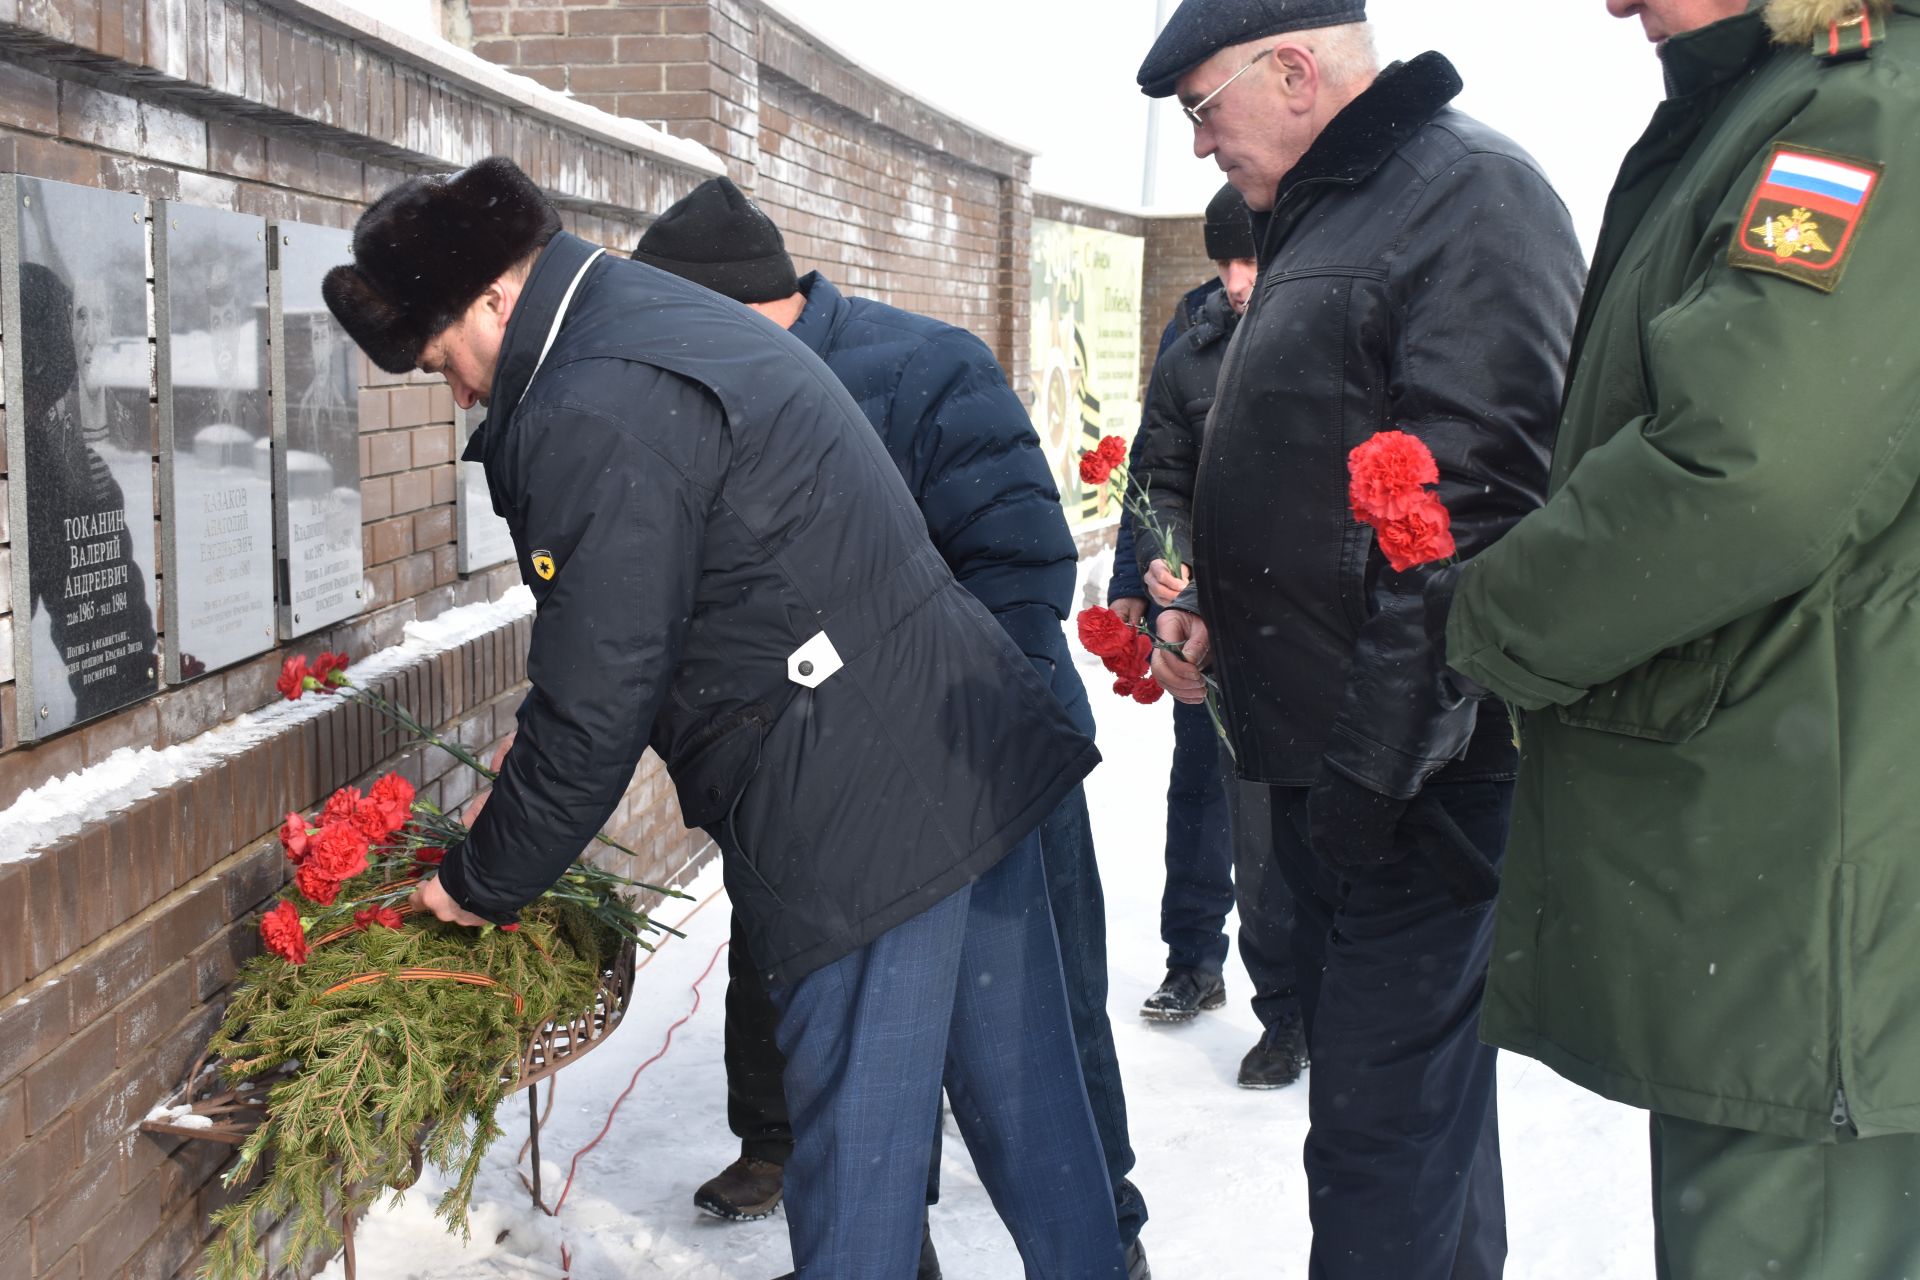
1140, 0, 1173, 207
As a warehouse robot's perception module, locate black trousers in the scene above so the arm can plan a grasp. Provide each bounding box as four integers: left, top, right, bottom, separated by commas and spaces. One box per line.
1269, 780, 1511, 1280
723, 906, 795, 1165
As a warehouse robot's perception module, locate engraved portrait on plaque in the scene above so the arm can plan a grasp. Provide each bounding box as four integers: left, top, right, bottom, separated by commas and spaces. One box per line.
271, 222, 362, 637
156, 202, 275, 681
2, 176, 159, 741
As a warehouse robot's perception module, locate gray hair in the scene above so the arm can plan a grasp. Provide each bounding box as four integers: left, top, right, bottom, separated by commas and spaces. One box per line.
1299, 21, 1380, 90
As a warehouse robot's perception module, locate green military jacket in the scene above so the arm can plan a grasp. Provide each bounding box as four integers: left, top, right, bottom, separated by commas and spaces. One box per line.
1448, 0, 1920, 1143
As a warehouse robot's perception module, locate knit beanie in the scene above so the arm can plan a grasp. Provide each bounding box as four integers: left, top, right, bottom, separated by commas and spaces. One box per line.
1203, 183, 1257, 261
631, 177, 799, 304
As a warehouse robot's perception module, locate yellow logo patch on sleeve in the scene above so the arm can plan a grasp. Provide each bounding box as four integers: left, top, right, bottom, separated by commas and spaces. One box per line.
1729, 144, 1883, 293
532, 550, 557, 581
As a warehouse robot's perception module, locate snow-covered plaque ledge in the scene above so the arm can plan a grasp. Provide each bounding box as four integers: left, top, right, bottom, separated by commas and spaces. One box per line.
0, 587, 535, 865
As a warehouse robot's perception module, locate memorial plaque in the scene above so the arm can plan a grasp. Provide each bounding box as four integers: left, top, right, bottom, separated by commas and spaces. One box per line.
270, 222, 363, 637
156, 202, 275, 681
455, 403, 516, 574
2, 176, 159, 742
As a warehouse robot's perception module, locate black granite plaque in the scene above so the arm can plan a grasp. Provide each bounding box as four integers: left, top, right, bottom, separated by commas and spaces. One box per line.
156, 202, 275, 681
455, 404, 515, 574
270, 222, 363, 637
3, 176, 159, 741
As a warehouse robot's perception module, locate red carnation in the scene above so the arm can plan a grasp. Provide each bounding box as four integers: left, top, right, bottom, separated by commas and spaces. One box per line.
309, 822, 371, 880
1100, 631, 1153, 680
1373, 495, 1457, 573
1113, 673, 1165, 704
260, 901, 308, 965
320, 787, 362, 827
1078, 435, 1128, 487
313, 651, 351, 688
278, 812, 313, 865
367, 773, 416, 837
1348, 430, 1441, 525
413, 847, 446, 867
354, 905, 404, 931
276, 655, 312, 701
1077, 606, 1139, 660
295, 862, 344, 906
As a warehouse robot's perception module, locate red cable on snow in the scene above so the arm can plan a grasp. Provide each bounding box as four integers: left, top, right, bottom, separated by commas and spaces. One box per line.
550, 933, 732, 1217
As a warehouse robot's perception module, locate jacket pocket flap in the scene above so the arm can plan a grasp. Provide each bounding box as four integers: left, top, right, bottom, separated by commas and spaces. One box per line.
1553, 655, 1731, 744
668, 711, 768, 830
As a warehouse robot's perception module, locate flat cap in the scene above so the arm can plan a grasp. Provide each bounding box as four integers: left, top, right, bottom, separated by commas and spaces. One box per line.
1138, 0, 1368, 97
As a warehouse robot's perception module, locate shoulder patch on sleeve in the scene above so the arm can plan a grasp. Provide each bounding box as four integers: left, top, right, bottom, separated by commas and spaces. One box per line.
1729, 144, 1884, 293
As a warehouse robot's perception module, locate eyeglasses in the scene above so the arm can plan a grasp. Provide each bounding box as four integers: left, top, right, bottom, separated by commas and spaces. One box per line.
1182, 48, 1273, 129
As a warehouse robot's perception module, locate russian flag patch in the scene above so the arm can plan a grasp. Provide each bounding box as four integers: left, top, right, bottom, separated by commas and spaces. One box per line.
1730, 144, 1883, 292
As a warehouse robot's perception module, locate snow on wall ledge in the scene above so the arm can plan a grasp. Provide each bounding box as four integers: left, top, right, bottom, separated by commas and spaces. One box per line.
0, 587, 537, 865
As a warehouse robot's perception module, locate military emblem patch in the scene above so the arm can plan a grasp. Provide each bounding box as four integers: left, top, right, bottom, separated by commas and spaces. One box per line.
532, 550, 557, 581
1730, 145, 1883, 292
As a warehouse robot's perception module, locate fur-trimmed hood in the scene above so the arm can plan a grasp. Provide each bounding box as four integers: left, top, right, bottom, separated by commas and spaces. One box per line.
1765, 0, 1893, 45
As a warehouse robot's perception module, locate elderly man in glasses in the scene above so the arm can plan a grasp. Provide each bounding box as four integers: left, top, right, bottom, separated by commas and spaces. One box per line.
1137, 1, 1584, 1276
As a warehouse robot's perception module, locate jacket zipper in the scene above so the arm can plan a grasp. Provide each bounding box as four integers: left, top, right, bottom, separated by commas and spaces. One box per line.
1832, 1077, 1854, 1133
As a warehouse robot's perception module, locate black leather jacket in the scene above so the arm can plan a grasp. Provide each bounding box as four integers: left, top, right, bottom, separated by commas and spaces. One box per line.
1183, 52, 1585, 794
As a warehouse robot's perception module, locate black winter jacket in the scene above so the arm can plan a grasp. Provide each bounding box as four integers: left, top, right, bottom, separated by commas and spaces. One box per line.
1131, 285, 1240, 583
441, 234, 1099, 985
1110, 279, 1219, 607
1187, 53, 1584, 794
787, 272, 1092, 736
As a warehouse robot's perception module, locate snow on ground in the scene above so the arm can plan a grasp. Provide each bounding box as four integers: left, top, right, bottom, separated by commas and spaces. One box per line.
328, 636, 1654, 1279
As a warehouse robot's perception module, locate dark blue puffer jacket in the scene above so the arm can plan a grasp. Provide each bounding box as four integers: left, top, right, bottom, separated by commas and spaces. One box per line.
789, 272, 1092, 736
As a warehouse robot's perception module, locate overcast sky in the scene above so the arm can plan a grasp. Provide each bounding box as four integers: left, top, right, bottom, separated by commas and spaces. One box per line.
766, 0, 1672, 252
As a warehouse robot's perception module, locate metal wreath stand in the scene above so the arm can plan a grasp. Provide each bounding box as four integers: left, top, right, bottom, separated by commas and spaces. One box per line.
140, 940, 639, 1279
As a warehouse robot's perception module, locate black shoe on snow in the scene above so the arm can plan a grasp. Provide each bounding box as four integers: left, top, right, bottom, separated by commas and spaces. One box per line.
695, 1154, 784, 1221
1139, 967, 1227, 1023
1237, 1014, 1309, 1089
919, 1220, 943, 1279
1126, 1238, 1152, 1279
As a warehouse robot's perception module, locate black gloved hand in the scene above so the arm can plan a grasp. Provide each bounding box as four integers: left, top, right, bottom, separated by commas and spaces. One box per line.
1307, 767, 1411, 875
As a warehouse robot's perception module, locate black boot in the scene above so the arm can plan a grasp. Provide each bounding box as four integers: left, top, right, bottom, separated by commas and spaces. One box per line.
694, 1154, 784, 1221
1237, 1012, 1309, 1089
919, 1219, 943, 1279
1139, 967, 1226, 1023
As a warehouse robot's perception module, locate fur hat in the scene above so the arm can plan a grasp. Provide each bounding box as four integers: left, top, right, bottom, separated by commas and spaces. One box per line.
630, 176, 799, 304
323, 156, 561, 374
1203, 183, 1256, 261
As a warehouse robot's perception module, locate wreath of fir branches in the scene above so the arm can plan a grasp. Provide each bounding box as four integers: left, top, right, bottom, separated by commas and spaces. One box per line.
202, 892, 614, 1279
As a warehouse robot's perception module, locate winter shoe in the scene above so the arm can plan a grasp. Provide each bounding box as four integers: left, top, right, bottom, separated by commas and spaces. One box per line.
1237, 1013, 1309, 1089
1139, 967, 1227, 1023
694, 1155, 784, 1221
1126, 1238, 1152, 1279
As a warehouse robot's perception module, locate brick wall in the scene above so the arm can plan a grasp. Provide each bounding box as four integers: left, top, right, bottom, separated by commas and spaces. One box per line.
1140, 213, 1212, 389
453, 0, 1037, 393
0, 3, 718, 1277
